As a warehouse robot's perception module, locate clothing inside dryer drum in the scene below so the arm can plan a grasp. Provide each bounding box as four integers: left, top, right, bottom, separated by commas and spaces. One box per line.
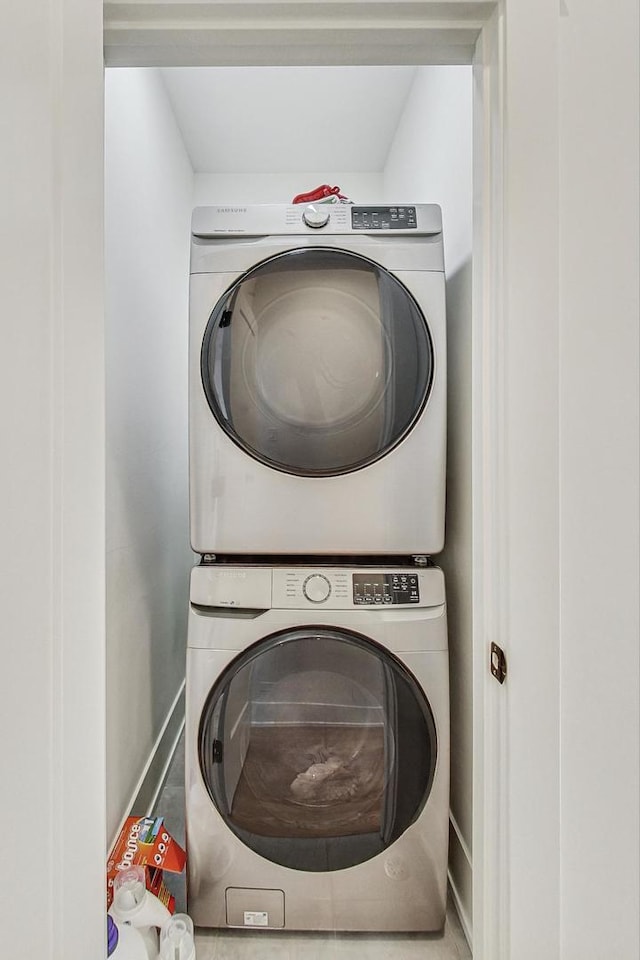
200, 249, 434, 476
198, 630, 437, 872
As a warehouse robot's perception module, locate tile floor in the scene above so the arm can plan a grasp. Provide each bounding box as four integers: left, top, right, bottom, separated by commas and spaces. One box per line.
156, 731, 471, 959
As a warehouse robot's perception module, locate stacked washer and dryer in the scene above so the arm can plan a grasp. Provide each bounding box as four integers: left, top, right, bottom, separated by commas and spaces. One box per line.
185, 203, 450, 934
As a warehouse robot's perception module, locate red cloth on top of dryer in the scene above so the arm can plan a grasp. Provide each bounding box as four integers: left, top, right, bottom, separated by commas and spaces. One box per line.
291, 184, 350, 203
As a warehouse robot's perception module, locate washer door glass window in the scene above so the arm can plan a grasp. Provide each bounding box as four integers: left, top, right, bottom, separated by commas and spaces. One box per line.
198, 628, 437, 873
201, 249, 434, 476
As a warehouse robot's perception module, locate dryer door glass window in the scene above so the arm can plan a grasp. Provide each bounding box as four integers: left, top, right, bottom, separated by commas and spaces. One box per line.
198, 628, 437, 873
200, 249, 434, 476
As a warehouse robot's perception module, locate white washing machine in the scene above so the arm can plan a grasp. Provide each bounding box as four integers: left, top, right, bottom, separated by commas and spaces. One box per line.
185, 562, 449, 933
189, 204, 447, 555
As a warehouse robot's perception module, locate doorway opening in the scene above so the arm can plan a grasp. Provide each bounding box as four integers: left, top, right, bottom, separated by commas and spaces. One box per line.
105, 61, 477, 952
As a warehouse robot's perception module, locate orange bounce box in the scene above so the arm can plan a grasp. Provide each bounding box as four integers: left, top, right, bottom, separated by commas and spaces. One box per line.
107, 816, 186, 911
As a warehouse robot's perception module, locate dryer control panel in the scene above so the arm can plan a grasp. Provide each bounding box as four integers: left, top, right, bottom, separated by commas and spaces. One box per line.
191, 203, 441, 238
351, 206, 417, 230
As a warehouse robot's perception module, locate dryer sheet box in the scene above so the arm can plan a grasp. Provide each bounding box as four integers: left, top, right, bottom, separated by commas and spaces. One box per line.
106, 815, 186, 910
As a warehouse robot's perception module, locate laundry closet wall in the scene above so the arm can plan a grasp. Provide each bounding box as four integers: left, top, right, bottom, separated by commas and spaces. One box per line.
105, 68, 194, 842
193, 172, 383, 206
383, 66, 474, 935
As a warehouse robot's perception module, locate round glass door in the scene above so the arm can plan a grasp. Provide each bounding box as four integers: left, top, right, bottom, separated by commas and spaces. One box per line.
201, 248, 434, 476
198, 628, 437, 873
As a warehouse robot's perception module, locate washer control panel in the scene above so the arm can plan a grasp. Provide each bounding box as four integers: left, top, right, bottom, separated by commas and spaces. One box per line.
271, 568, 432, 609
352, 573, 420, 605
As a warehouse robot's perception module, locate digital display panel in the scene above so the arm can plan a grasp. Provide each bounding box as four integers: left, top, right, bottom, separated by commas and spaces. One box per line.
352, 573, 420, 605
351, 206, 417, 230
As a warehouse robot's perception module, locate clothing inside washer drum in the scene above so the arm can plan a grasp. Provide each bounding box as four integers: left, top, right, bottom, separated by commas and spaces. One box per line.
198, 629, 438, 871
230, 723, 385, 838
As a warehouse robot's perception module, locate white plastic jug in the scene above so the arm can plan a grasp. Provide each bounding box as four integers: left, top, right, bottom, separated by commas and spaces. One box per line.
159, 914, 196, 960
108, 865, 172, 960
107, 916, 149, 960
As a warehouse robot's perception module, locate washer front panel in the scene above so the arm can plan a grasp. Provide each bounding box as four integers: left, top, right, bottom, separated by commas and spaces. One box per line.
197, 626, 437, 873
184, 603, 450, 932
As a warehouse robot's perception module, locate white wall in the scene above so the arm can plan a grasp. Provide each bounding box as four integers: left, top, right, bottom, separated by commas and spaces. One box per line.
383, 66, 474, 937
383, 68, 473, 276
558, 2, 639, 957
497, 7, 561, 956
194, 172, 383, 205
105, 68, 194, 842
0, 1, 106, 957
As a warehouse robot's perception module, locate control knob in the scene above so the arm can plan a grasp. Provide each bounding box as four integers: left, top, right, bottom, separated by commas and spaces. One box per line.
302, 204, 330, 229
303, 574, 331, 603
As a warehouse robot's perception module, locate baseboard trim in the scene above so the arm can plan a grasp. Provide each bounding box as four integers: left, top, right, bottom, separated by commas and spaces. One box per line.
450, 811, 473, 867
109, 680, 185, 852
143, 694, 186, 819
449, 813, 473, 950
449, 867, 473, 951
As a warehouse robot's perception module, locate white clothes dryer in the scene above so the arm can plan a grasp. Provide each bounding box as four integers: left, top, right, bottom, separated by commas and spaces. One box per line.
189, 204, 447, 555
185, 562, 449, 933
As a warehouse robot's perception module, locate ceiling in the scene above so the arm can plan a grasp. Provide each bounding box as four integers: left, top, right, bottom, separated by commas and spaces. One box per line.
160, 66, 417, 174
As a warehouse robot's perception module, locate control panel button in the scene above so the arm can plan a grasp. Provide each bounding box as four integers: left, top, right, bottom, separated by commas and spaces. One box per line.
302, 204, 330, 229
303, 574, 332, 603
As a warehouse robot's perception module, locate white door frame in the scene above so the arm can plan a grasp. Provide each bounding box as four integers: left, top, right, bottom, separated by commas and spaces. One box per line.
28, 1, 563, 957
100, 3, 562, 958
469, 6, 562, 958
